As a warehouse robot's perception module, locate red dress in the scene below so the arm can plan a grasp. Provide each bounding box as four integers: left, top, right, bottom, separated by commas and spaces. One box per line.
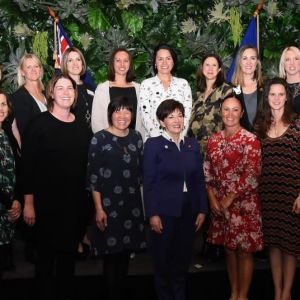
204, 128, 263, 252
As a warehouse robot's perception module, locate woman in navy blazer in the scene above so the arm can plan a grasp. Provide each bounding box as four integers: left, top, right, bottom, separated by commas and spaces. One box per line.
143, 99, 207, 300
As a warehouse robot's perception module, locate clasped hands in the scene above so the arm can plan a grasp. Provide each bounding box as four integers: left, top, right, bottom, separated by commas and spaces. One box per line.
210, 192, 236, 216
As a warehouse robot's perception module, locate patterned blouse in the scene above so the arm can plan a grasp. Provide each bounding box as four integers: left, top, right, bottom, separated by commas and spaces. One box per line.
188, 82, 232, 159
0, 130, 15, 245
139, 75, 192, 139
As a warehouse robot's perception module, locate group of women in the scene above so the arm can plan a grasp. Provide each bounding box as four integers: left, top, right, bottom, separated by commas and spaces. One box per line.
0, 43, 299, 300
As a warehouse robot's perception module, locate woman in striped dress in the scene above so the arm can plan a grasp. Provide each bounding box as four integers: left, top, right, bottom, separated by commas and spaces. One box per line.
254, 77, 300, 300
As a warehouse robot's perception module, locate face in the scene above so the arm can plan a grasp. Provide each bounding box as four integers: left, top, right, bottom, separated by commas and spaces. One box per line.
0, 94, 9, 124
284, 50, 300, 77
221, 98, 243, 129
155, 49, 174, 75
240, 48, 258, 76
160, 109, 184, 138
21, 58, 42, 82
113, 51, 130, 77
268, 84, 287, 112
66, 51, 83, 76
111, 108, 132, 131
52, 78, 75, 110
202, 57, 220, 81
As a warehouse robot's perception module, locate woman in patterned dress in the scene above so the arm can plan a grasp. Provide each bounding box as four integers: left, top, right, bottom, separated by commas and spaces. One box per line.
279, 46, 300, 113
204, 95, 263, 300
139, 44, 192, 139
188, 53, 233, 159
254, 77, 300, 300
87, 96, 146, 300
0, 90, 21, 277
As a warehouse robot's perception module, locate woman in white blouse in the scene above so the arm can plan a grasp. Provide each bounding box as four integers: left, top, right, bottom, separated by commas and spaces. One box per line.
139, 44, 192, 139
91, 48, 144, 139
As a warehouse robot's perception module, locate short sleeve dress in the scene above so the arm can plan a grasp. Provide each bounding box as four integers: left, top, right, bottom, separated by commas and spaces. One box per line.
204, 128, 263, 252
87, 129, 146, 254
259, 120, 300, 256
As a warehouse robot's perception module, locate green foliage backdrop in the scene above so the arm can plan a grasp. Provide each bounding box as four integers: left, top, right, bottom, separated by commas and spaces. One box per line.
0, 0, 299, 93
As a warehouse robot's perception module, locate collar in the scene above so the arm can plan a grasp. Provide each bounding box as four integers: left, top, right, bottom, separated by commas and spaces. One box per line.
162, 130, 185, 145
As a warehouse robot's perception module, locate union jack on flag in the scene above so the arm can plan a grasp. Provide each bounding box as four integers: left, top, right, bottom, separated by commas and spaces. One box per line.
56, 21, 73, 66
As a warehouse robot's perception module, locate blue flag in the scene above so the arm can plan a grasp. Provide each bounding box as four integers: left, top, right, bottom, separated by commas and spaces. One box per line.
56, 21, 96, 90
226, 17, 257, 83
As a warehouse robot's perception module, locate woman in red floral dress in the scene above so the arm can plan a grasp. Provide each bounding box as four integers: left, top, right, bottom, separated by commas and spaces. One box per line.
204, 95, 263, 300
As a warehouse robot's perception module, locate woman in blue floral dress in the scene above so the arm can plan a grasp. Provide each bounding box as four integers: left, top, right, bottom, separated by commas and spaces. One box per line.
87, 96, 146, 300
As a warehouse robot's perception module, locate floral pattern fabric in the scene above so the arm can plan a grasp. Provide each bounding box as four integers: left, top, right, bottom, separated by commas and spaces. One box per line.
0, 131, 15, 245
139, 75, 192, 139
87, 129, 146, 254
204, 128, 263, 252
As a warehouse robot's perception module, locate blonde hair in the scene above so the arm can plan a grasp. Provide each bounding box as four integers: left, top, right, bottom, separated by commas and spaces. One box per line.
17, 53, 44, 89
231, 44, 263, 87
279, 46, 300, 78
61, 47, 86, 76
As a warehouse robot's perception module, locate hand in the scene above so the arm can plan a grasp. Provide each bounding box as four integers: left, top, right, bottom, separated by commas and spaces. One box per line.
23, 202, 36, 226
7, 200, 21, 222
195, 213, 206, 232
95, 209, 107, 232
150, 215, 163, 234
210, 200, 222, 216
220, 192, 236, 210
292, 196, 300, 214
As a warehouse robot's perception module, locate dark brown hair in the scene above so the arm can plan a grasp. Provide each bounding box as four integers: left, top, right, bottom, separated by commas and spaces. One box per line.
156, 99, 185, 121
108, 48, 135, 82
254, 77, 296, 138
196, 53, 225, 93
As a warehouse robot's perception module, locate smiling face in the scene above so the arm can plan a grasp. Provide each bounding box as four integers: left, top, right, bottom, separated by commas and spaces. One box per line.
268, 83, 287, 113
111, 108, 132, 131
284, 49, 300, 78
221, 97, 243, 129
202, 56, 221, 81
21, 57, 42, 83
240, 48, 258, 76
0, 94, 9, 125
160, 109, 184, 139
52, 78, 75, 110
155, 49, 174, 76
113, 51, 130, 77
66, 51, 83, 76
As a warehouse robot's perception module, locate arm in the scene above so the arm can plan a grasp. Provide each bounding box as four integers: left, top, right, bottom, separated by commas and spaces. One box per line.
91, 82, 110, 133
7, 200, 21, 222
23, 194, 35, 226
92, 190, 107, 231
182, 80, 193, 136
139, 79, 161, 138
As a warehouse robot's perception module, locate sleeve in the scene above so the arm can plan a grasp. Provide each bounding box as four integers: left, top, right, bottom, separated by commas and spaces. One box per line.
234, 137, 261, 195
193, 140, 208, 213
143, 139, 159, 217
203, 137, 215, 188
11, 91, 33, 136
139, 80, 161, 138
21, 120, 40, 195
182, 80, 193, 136
91, 82, 109, 133
86, 134, 104, 192
135, 131, 144, 183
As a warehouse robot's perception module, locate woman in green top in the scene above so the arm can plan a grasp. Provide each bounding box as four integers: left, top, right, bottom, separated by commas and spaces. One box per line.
0, 89, 21, 277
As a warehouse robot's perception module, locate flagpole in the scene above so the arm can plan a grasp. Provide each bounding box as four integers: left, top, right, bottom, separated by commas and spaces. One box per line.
253, 0, 265, 52
48, 6, 60, 69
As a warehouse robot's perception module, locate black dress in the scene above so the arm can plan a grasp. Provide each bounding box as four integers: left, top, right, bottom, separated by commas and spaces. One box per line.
87, 129, 146, 254
109, 87, 137, 129
21, 111, 90, 251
